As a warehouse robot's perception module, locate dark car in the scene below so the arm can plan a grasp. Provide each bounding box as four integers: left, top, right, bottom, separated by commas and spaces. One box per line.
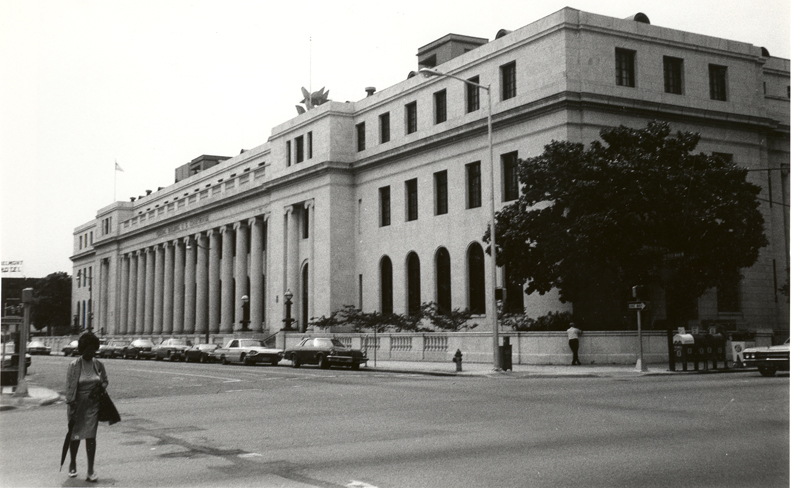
27, 340, 51, 355
122, 339, 155, 359
285, 337, 367, 370
3, 343, 31, 369
183, 343, 220, 363
153, 338, 192, 361
61, 340, 79, 356
98, 339, 130, 358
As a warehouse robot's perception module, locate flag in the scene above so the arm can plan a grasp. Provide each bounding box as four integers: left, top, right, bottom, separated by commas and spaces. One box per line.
115, 161, 124, 172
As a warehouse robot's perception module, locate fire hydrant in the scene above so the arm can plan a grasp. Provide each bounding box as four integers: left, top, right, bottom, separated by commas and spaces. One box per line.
452, 349, 463, 372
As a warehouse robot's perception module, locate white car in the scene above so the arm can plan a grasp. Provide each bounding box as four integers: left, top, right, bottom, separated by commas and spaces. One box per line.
743, 338, 789, 377
213, 339, 282, 366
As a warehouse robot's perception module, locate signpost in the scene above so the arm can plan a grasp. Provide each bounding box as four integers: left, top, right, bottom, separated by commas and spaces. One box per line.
631, 299, 649, 372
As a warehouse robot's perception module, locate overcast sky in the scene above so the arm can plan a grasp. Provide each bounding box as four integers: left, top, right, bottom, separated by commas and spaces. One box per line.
1, 0, 789, 278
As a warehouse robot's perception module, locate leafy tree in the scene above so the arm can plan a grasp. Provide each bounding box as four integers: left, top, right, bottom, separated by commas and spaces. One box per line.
31, 272, 72, 334
487, 121, 767, 328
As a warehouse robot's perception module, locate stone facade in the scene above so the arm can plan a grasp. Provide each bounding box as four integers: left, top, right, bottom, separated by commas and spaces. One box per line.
72, 8, 789, 338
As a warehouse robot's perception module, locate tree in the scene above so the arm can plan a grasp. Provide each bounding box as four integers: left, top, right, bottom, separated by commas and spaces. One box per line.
487, 121, 767, 328
31, 272, 72, 334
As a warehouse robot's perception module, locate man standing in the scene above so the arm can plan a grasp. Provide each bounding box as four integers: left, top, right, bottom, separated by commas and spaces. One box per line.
567, 323, 582, 365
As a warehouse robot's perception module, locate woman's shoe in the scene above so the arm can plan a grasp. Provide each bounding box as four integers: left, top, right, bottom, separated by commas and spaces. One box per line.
68, 468, 77, 478
86, 472, 98, 482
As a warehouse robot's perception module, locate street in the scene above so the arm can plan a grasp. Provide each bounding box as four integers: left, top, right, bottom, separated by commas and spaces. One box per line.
0, 355, 788, 487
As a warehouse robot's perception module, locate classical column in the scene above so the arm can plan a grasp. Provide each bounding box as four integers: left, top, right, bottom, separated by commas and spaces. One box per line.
185, 236, 198, 334
144, 247, 155, 335
100, 258, 110, 334
119, 254, 130, 336
172, 239, 185, 335
163, 241, 175, 334
234, 221, 249, 331
153, 244, 165, 335
208, 229, 221, 334
249, 217, 264, 333
220, 225, 235, 334
128, 253, 138, 336
289, 206, 301, 330
305, 200, 315, 327
135, 250, 146, 335
283, 206, 293, 296
195, 231, 212, 334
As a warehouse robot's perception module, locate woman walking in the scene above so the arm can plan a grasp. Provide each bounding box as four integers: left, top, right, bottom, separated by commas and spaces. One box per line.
65, 331, 108, 482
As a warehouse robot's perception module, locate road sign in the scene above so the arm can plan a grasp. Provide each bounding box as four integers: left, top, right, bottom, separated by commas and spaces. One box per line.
628, 301, 646, 310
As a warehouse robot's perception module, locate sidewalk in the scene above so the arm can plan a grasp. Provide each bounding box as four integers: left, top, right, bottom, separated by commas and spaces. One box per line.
0, 385, 62, 411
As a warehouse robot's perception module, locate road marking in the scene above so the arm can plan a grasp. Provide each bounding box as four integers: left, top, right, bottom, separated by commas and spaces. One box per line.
348, 481, 378, 488
238, 453, 262, 458
128, 369, 242, 382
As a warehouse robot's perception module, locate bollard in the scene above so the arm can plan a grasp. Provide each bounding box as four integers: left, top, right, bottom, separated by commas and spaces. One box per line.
452, 349, 463, 372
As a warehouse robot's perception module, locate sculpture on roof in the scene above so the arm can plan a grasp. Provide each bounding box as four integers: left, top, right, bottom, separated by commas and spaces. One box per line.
295, 86, 330, 114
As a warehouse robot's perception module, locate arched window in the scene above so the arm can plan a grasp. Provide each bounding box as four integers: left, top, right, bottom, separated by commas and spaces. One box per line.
435, 247, 451, 314
301, 264, 309, 330
467, 243, 485, 314
380, 256, 393, 314
407, 252, 421, 316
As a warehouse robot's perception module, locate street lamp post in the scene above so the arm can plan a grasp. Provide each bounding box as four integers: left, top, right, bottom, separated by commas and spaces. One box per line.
419, 68, 501, 370
240, 295, 250, 331
283, 289, 295, 331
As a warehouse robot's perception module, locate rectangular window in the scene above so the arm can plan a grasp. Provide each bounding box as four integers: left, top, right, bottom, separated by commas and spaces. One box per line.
466, 75, 480, 113
379, 112, 390, 144
405, 102, 417, 134
434, 89, 447, 124
379, 186, 391, 227
307, 131, 313, 159
466, 162, 482, 209
500, 61, 516, 100
303, 206, 309, 239
77, 270, 81, 288
405, 178, 418, 221
615, 48, 636, 87
79, 236, 83, 249
356, 122, 366, 152
434, 170, 448, 216
295, 135, 305, 163
502, 152, 519, 202
286, 140, 292, 166
663, 56, 683, 95
709, 64, 728, 101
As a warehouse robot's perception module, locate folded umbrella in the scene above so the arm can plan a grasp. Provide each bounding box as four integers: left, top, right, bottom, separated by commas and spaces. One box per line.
59, 419, 73, 472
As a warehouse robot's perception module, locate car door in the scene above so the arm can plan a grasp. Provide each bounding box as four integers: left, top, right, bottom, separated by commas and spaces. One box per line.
227, 340, 241, 362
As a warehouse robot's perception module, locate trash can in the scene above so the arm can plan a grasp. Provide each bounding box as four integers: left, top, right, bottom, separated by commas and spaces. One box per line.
500, 337, 512, 371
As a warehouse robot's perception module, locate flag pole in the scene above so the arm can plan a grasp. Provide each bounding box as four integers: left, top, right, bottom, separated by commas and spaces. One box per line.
114, 159, 117, 202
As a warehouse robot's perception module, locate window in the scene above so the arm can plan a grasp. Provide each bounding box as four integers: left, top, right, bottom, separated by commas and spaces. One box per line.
295, 135, 305, 163
356, 122, 366, 152
77, 269, 82, 288
709, 64, 728, 101
467, 243, 485, 314
500, 61, 516, 100
615, 48, 636, 87
307, 131, 313, 159
79, 236, 83, 249
405, 178, 418, 221
302, 206, 309, 239
466, 162, 482, 209
502, 152, 519, 201
436, 248, 451, 314
380, 256, 393, 314
466, 75, 480, 113
379, 112, 390, 144
286, 140, 292, 166
434, 170, 448, 216
434, 89, 447, 124
405, 102, 417, 134
663, 56, 683, 95
379, 186, 391, 227
407, 252, 421, 316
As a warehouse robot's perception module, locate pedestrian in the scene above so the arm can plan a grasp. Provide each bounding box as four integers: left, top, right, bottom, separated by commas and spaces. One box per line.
567, 322, 582, 365
65, 331, 108, 482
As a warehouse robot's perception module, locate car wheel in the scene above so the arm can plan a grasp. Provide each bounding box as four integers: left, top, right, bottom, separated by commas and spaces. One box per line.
318, 355, 330, 369
240, 353, 249, 365
291, 354, 300, 368
759, 365, 778, 377
351, 363, 360, 370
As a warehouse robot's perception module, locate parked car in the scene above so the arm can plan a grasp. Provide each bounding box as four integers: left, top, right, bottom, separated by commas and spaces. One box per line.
98, 339, 130, 358
2, 343, 31, 369
153, 338, 192, 361
743, 338, 790, 377
27, 340, 51, 355
183, 343, 220, 363
61, 340, 79, 356
122, 339, 155, 359
285, 337, 367, 370
214, 339, 282, 366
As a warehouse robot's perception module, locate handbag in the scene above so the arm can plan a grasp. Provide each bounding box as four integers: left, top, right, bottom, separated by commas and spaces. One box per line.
95, 387, 121, 425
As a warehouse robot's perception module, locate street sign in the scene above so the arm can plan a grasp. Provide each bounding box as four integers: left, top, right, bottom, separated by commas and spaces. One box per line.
628, 301, 646, 310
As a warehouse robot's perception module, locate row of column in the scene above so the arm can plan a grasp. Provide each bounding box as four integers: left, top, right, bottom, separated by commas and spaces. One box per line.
115, 216, 267, 336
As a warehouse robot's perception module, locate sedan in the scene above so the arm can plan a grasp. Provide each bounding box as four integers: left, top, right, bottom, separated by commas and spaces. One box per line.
153, 338, 192, 361
27, 341, 51, 355
61, 340, 79, 357
285, 337, 367, 370
183, 343, 219, 363
122, 339, 155, 359
98, 339, 130, 358
214, 339, 282, 366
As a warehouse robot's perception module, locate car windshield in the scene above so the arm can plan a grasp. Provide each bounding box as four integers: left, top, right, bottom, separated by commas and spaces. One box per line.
239, 340, 265, 348
169, 339, 188, 345
114, 341, 130, 346
135, 340, 153, 346
330, 339, 347, 348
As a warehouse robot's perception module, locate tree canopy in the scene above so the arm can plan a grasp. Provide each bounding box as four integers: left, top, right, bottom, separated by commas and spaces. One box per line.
31, 272, 72, 333
487, 121, 767, 327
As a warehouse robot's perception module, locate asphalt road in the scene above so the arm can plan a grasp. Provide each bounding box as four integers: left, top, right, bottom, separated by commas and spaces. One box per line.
0, 355, 788, 487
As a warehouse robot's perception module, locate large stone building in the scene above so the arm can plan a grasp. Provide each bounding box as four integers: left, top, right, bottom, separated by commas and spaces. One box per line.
72, 8, 789, 340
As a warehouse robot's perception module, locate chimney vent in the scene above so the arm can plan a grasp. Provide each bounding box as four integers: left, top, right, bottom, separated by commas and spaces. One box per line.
365, 87, 376, 97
